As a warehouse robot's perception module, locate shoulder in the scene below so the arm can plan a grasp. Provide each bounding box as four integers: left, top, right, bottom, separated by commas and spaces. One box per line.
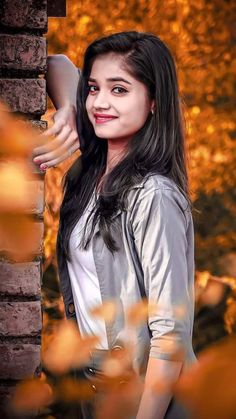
143, 173, 177, 190
128, 174, 191, 227
129, 173, 189, 209
129, 173, 182, 194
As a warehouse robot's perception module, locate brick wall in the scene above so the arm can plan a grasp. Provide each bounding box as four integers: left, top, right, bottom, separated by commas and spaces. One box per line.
0, 1, 47, 416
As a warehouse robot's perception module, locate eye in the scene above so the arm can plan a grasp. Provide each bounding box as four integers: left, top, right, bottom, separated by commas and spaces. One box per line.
88, 85, 98, 93
112, 86, 128, 94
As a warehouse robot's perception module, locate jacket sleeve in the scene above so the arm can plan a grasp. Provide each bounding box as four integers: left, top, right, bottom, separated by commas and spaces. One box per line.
130, 185, 195, 361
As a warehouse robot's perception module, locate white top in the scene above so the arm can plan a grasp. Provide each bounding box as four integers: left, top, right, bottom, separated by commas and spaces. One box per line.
67, 192, 109, 349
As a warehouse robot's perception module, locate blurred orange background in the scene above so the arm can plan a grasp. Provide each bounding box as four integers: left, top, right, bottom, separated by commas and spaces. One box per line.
2, 1, 235, 417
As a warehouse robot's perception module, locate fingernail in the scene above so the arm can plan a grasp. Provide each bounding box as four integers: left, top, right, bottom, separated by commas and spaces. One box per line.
33, 158, 41, 164
40, 164, 47, 171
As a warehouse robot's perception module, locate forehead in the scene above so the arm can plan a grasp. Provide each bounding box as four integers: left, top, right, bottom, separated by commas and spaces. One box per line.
90, 53, 133, 80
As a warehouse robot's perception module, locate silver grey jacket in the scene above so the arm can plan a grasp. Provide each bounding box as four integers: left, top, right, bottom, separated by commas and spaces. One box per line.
57, 174, 197, 374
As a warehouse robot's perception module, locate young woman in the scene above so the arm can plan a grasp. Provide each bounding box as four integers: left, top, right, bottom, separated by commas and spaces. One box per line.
33, 31, 197, 419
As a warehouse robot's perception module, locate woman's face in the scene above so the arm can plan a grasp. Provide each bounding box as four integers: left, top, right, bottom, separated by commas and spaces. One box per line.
85, 53, 154, 143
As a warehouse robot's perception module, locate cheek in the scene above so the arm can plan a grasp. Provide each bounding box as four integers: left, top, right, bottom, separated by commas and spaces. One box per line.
122, 98, 150, 127
85, 97, 93, 121
85, 97, 90, 113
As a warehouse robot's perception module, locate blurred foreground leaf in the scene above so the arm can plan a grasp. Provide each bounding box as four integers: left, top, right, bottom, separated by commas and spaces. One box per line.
175, 336, 236, 419
11, 378, 53, 414
42, 320, 100, 374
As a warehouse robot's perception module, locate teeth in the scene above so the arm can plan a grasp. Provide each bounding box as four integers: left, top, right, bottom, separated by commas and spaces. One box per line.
96, 117, 114, 121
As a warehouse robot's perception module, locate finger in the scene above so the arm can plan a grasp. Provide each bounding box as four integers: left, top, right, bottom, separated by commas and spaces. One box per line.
51, 124, 73, 146
40, 119, 67, 137
33, 125, 74, 158
33, 131, 80, 166
42, 143, 80, 168
32, 135, 60, 157
32, 122, 71, 156
46, 132, 79, 162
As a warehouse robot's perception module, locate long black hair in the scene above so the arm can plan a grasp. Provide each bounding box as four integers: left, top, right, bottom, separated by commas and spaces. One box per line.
58, 31, 191, 260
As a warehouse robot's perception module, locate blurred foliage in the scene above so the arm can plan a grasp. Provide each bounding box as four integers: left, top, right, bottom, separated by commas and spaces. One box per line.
174, 335, 236, 419
4, 1, 235, 417
0, 1, 235, 417
0, 104, 43, 262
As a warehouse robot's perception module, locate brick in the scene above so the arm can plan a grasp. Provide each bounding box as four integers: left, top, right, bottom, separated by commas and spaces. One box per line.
29, 179, 44, 215
30, 220, 44, 256
0, 0, 47, 32
18, 179, 45, 215
0, 79, 46, 115
33, 182, 44, 215
0, 344, 40, 379
27, 121, 48, 175
27, 120, 48, 174
0, 386, 14, 419
0, 220, 44, 260
0, 179, 44, 215
0, 262, 41, 296
0, 34, 47, 73
48, 0, 66, 17
0, 302, 42, 336
29, 119, 47, 131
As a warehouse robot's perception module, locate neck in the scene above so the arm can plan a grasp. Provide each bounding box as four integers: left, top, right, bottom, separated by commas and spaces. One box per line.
104, 138, 129, 175
96, 138, 129, 194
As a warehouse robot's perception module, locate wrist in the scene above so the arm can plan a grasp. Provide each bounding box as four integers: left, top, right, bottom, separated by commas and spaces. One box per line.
59, 102, 77, 113
136, 387, 172, 419
62, 101, 76, 109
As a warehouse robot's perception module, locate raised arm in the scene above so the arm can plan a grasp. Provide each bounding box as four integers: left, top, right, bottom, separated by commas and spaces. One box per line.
33, 55, 81, 169
46, 54, 80, 109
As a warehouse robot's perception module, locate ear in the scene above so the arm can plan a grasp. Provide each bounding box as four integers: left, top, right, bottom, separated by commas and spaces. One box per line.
150, 99, 156, 113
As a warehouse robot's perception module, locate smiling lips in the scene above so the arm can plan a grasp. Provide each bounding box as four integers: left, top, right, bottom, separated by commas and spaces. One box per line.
94, 113, 118, 124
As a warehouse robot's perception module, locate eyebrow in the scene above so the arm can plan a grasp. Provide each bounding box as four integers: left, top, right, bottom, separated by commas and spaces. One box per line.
88, 77, 132, 85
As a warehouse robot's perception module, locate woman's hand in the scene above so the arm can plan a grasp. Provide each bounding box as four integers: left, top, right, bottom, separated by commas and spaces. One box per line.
32, 104, 80, 170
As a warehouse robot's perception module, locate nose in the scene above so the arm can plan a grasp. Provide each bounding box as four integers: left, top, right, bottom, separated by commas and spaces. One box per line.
93, 90, 110, 110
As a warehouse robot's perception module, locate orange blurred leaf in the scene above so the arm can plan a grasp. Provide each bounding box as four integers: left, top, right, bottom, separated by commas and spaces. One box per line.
42, 320, 99, 374
175, 336, 236, 419
126, 299, 159, 326
55, 378, 94, 402
90, 300, 118, 323
11, 378, 53, 413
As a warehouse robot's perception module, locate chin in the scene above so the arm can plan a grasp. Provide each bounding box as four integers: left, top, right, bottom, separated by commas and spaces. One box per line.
94, 127, 118, 137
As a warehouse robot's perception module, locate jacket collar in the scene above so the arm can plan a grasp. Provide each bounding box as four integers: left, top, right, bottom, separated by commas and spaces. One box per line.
94, 176, 149, 226
109, 177, 148, 220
